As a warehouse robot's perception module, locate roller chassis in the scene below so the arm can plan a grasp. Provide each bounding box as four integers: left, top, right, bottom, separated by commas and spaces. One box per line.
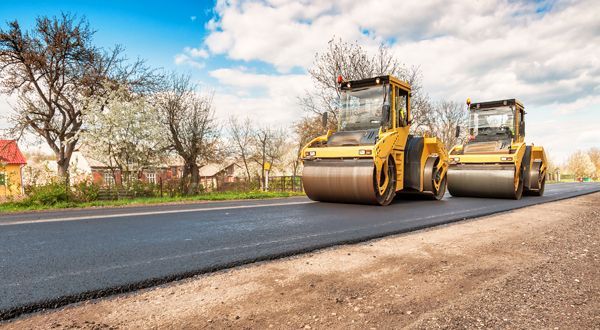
448, 142, 547, 200
301, 132, 448, 205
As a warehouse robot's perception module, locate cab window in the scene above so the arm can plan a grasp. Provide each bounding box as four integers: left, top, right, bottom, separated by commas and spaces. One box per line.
395, 87, 408, 127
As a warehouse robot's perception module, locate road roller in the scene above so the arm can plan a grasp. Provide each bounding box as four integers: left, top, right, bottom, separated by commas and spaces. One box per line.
300, 75, 448, 205
447, 98, 547, 199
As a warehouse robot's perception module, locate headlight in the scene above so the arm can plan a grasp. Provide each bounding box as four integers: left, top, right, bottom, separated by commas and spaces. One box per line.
305, 151, 316, 157
452, 157, 460, 162
500, 157, 513, 161
358, 149, 372, 155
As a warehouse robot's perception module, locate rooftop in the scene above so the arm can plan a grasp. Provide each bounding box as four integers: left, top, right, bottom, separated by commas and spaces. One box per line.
0, 140, 27, 165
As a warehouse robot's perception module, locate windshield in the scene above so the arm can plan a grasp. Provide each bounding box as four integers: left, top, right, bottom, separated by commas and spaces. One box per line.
468, 106, 515, 139
338, 85, 387, 131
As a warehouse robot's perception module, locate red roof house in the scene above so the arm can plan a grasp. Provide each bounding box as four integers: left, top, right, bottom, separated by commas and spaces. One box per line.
0, 140, 27, 165
0, 140, 27, 197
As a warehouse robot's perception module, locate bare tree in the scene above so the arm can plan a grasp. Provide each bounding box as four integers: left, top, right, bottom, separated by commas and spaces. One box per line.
251, 127, 286, 190
227, 116, 254, 182
301, 37, 426, 138
566, 150, 596, 178
427, 101, 469, 150
156, 73, 220, 194
588, 147, 600, 179
0, 14, 155, 179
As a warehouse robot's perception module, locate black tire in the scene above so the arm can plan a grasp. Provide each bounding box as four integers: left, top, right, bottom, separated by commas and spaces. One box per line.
432, 175, 447, 200
374, 156, 397, 206
530, 175, 546, 196
513, 167, 524, 200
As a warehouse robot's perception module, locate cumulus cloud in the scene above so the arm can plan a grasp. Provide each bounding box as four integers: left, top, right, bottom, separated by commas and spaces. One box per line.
209, 68, 311, 124
199, 0, 600, 162
174, 46, 210, 69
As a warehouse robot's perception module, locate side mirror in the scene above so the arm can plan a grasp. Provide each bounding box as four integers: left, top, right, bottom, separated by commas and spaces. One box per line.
322, 112, 328, 128
455, 125, 461, 138
381, 104, 390, 126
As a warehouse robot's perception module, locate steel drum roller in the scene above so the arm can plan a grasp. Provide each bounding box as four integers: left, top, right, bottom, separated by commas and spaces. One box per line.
447, 164, 517, 199
302, 159, 379, 204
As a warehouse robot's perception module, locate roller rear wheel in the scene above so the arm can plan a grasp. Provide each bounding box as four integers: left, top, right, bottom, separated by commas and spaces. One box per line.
424, 156, 446, 200
513, 167, 524, 200
374, 156, 397, 206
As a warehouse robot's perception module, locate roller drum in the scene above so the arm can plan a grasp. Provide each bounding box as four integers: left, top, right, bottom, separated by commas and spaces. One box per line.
447, 164, 517, 199
302, 159, 379, 204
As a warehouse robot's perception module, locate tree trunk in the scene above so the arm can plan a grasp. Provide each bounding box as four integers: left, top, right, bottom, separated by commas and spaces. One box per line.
56, 158, 70, 178
189, 162, 200, 194
261, 144, 266, 191
180, 165, 190, 194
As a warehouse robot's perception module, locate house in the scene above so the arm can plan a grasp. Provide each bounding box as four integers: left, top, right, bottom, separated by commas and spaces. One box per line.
70, 152, 180, 187
0, 140, 27, 198
199, 163, 239, 190
71, 152, 241, 191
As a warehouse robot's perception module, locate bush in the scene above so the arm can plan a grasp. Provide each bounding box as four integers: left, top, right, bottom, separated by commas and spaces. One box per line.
26, 181, 70, 205
127, 180, 157, 198
72, 179, 100, 202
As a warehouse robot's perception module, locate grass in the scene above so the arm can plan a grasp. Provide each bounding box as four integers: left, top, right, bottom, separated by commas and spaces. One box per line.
0, 190, 306, 214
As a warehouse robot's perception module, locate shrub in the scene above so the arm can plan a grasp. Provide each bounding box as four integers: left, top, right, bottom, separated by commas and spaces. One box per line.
72, 179, 100, 202
26, 181, 70, 205
127, 180, 157, 198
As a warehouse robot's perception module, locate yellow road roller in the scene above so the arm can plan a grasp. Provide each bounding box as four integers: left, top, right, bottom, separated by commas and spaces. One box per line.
301, 75, 448, 205
447, 98, 547, 199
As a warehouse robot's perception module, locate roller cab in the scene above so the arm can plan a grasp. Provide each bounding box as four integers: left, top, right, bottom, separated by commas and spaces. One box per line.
448, 99, 547, 199
301, 75, 448, 205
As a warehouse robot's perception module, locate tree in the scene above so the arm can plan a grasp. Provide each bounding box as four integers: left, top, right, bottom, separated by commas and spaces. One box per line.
566, 150, 596, 179
301, 37, 426, 138
427, 101, 469, 151
84, 84, 167, 186
228, 116, 254, 182
251, 127, 286, 190
156, 73, 220, 194
0, 14, 154, 179
588, 147, 600, 178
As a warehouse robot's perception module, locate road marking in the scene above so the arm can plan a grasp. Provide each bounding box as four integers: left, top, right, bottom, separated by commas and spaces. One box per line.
0, 201, 316, 226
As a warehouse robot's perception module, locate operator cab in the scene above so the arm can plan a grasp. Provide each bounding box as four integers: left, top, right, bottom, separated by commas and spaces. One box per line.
327, 75, 411, 147
466, 99, 525, 149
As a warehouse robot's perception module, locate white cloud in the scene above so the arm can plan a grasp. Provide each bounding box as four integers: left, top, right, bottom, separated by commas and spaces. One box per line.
173, 46, 210, 69
208, 68, 311, 124
0, 95, 16, 132
194, 0, 600, 163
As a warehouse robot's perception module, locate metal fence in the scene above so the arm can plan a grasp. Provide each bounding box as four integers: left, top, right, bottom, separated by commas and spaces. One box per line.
267, 176, 303, 192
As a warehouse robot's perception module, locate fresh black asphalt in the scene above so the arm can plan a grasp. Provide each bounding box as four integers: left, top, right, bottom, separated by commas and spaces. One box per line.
0, 182, 598, 320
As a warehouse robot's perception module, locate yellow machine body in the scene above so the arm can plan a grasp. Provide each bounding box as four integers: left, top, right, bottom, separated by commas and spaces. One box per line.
448, 99, 547, 199
301, 75, 448, 205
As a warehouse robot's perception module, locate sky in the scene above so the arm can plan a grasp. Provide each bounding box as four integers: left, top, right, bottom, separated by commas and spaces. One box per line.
0, 0, 598, 163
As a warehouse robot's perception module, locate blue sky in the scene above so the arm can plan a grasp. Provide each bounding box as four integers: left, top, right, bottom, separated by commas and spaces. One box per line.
0, 0, 217, 80
0, 0, 599, 163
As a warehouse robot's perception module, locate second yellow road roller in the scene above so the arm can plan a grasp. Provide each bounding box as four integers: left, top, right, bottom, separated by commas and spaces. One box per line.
447, 98, 547, 199
301, 75, 448, 205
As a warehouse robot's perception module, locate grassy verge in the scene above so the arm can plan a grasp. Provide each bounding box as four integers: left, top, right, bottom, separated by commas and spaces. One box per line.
0, 191, 305, 214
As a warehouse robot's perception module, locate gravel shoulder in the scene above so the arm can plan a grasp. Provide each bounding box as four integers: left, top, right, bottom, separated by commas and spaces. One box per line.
3, 193, 599, 329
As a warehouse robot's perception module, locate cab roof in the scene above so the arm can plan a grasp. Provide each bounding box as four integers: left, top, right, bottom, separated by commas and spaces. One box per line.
470, 99, 524, 110
340, 75, 411, 92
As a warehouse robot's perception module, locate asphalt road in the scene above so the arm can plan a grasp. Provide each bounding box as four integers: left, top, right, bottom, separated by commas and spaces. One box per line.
1, 182, 599, 319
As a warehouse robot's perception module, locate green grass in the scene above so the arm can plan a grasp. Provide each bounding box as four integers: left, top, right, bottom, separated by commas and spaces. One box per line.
0, 191, 305, 214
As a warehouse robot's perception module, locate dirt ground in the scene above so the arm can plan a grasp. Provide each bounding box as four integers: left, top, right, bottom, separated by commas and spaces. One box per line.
3, 193, 600, 329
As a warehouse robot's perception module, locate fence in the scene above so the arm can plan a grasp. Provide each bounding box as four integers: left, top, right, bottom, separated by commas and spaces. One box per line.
216, 176, 303, 192
266, 176, 304, 192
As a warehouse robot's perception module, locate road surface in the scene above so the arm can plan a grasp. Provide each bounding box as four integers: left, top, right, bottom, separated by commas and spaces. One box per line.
1, 182, 598, 320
